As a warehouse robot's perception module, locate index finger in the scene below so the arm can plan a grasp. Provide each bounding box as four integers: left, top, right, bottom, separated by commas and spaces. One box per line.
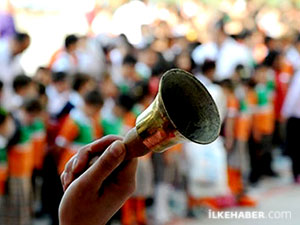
73, 135, 123, 174
62, 135, 122, 189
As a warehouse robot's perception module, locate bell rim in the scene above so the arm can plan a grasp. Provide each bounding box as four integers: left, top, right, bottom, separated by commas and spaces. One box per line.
159, 68, 221, 144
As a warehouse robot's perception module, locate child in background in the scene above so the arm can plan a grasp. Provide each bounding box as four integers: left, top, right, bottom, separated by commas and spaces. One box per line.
56, 90, 103, 174
11, 75, 35, 111
28, 104, 46, 216
228, 73, 259, 206
185, 60, 230, 216
250, 64, 276, 184
0, 109, 10, 209
34, 67, 52, 87
101, 94, 136, 136
47, 72, 71, 120
119, 54, 141, 94
30, 82, 48, 172
100, 73, 120, 123
69, 73, 93, 109
0, 108, 17, 224
101, 93, 136, 225
46, 72, 71, 146
222, 75, 257, 207
121, 82, 154, 225
266, 51, 293, 148
5, 98, 43, 225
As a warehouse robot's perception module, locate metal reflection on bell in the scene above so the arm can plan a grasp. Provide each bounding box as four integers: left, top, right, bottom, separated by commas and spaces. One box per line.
124, 68, 221, 159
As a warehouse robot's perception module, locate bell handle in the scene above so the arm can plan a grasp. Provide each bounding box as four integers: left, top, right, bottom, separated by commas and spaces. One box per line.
123, 127, 151, 159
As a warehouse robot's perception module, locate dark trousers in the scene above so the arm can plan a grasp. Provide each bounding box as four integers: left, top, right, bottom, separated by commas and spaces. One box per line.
286, 117, 300, 181
248, 134, 273, 184
41, 152, 63, 225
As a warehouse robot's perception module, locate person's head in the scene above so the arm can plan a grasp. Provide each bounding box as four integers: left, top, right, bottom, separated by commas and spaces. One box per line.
253, 64, 269, 84
151, 38, 169, 52
83, 90, 103, 117
22, 98, 43, 125
35, 67, 51, 86
263, 50, 282, 70
72, 74, 91, 96
174, 51, 192, 72
100, 73, 119, 99
0, 108, 15, 138
13, 74, 35, 97
201, 59, 216, 80
232, 64, 250, 84
35, 82, 48, 108
52, 72, 69, 93
113, 94, 135, 118
11, 32, 30, 56
65, 34, 78, 53
122, 54, 138, 81
131, 81, 150, 104
213, 20, 227, 46
219, 79, 235, 94
264, 36, 277, 51
138, 47, 158, 68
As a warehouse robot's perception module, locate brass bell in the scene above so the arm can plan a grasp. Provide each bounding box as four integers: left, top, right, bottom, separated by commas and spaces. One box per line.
124, 68, 221, 159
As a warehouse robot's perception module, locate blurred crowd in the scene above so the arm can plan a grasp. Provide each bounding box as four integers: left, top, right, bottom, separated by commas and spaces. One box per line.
0, 0, 300, 225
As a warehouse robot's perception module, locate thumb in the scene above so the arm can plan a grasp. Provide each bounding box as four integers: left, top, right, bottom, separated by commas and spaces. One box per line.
79, 140, 126, 192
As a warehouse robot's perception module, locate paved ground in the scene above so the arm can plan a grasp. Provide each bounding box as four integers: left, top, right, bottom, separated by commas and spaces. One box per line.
34, 154, 300, 225
169, 154, 300, 225
172, 182, 300, 225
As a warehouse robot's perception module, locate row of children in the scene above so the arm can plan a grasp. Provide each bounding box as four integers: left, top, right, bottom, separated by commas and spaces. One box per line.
0, 64, 161, 225
181, 52, 295, 219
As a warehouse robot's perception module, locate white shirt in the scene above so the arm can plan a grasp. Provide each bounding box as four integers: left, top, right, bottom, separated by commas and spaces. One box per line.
0, 39, 24, 109
69, 91, 84, 109
184, 74, 229, 197
51, 51, 77, 74
46, 85, 70, 116
77, 38, 106, 80
192, 38, 252, 81
196, 74, 227, 123
281, 70, 300, 118
286, 46, 300, 72
9, 93, 23, 112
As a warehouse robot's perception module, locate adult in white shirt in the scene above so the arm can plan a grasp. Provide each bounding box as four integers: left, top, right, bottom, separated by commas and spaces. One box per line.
286, 36, 300, 72
76, 36, 106, 81
50, 35, 79, 75
185, 60, 229, 200
192, 27, 251, 81
46, 72, 70, 117
0, 32, 30, 109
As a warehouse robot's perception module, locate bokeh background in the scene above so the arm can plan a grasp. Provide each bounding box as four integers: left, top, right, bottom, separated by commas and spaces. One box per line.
0, 0, 300, 225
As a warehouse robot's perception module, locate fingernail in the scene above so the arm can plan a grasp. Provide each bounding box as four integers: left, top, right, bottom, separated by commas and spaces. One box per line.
72, 158, 78, 171
110, 141, 125, 158
64, 172, 72, 186
61, 172, 65, 186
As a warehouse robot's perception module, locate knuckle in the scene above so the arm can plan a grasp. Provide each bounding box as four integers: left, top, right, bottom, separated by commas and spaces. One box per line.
64, 160, 73, 172
127, 182, 136, 195
78, 144, 89, 157
124, 180, 136, 195
101, 157, 115, 171
60, 172, 65, 184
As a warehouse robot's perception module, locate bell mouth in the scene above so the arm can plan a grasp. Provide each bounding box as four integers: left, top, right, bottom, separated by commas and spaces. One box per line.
160, 69, 221, 144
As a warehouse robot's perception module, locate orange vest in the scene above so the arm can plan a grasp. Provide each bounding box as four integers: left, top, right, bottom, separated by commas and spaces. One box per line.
0, 165, 8, 195
8, 143, 34, 178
